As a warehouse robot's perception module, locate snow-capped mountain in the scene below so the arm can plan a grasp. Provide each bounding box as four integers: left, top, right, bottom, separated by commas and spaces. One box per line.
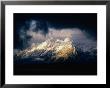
15, 38, 76, 61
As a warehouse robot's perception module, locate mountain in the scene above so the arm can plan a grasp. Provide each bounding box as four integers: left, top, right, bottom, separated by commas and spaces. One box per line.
15, 38, 76, 61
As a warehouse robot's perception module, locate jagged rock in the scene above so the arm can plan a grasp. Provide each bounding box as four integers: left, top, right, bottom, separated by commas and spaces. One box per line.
15, 38, 76, 61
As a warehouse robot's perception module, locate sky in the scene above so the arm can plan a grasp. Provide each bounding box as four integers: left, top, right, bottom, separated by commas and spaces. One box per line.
14, 13, 97, 63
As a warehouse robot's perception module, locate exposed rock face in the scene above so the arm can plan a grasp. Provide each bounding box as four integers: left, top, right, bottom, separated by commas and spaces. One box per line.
15, 38, 76, 61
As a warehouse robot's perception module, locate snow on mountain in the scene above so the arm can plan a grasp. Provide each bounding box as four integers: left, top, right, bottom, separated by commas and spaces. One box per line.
15, 38, 76, 61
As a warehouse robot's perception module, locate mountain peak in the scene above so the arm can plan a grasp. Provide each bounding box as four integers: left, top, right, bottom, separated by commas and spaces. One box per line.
15, 38, 76, 61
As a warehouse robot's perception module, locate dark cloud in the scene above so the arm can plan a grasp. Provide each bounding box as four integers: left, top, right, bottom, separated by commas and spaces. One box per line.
14, 13, 97, 56
14, 13, 97, 33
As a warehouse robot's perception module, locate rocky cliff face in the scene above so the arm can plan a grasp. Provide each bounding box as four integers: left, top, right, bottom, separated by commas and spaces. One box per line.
15, 38, 76, 61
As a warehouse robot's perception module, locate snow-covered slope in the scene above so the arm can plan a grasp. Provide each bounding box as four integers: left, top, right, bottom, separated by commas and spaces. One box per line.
15, 38, 76, 61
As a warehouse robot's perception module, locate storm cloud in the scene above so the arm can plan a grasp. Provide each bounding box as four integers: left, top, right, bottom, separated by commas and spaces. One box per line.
14, 13, 97, 60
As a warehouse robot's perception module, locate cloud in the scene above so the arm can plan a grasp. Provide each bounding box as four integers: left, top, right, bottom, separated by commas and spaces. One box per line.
18, 20, 97, 55
26, 27, 79, 45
